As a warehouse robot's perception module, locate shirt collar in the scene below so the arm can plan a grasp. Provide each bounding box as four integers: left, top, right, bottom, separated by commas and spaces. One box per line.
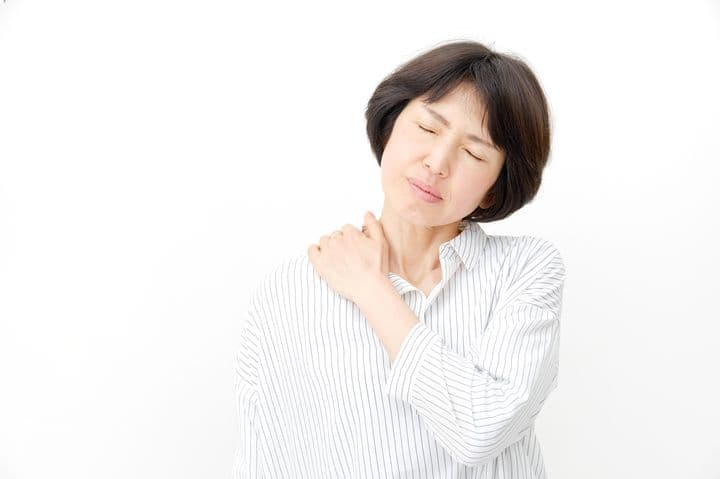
439, 220, 487, 272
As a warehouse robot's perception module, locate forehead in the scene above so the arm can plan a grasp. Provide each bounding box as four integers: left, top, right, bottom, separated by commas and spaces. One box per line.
412, 85, 488, 124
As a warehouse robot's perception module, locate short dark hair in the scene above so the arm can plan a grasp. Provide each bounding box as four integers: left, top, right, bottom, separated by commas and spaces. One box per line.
365, 40, 553, 223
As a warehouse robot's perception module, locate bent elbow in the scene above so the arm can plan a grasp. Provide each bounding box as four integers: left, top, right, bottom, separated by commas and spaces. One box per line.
456, 412, 535, 467
456, 439, 513, 468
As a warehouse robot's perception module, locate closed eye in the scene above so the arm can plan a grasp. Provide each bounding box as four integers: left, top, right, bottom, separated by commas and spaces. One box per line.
466, 150, 484, 161
417, 124, 485, 161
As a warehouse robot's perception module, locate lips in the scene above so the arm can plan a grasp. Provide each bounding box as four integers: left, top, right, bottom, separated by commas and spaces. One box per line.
409, 178, 442, 199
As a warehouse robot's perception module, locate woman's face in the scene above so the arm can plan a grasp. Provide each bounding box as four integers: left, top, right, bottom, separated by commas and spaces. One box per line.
380, 82, 505, 226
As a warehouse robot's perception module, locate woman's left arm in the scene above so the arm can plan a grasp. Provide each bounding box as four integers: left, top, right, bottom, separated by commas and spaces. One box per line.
358, 241, 567, 469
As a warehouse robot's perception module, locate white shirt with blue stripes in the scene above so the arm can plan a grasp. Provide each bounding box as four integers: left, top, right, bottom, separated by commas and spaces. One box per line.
233, 220, 567, 478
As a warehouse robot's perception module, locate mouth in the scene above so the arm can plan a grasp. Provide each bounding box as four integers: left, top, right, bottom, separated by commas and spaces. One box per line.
408, 178, 443, 199
408, 179, 443, 203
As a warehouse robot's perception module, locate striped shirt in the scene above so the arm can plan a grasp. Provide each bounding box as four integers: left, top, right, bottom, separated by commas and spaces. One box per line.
232, 220, 567, 478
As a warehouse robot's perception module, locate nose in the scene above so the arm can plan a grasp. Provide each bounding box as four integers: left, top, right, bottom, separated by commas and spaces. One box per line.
422, 141, 454, 177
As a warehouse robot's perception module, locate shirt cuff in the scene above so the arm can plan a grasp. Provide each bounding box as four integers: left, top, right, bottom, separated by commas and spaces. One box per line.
383, 322, 441, 403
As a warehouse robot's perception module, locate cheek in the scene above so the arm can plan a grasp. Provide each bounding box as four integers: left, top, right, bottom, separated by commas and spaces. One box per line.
454, 178, 488, 204
381, 142, 413, 174
385, 126, 423, 158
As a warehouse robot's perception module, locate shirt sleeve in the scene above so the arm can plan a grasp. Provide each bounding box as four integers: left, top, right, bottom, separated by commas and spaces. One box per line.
232, 304, 265, 478
383, 239, 567, 467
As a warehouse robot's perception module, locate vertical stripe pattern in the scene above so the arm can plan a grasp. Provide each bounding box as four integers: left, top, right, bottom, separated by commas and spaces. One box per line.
232, 221, 567, 478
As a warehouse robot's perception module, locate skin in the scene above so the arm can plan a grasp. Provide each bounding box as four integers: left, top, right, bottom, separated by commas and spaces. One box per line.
378, 81, 505, 291
307, 81, 506, 362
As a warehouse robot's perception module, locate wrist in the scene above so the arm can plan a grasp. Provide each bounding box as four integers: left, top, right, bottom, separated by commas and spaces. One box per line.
354, 271, 393, 308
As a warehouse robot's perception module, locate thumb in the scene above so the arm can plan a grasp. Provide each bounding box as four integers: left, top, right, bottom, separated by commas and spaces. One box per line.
363, 211, 383, 239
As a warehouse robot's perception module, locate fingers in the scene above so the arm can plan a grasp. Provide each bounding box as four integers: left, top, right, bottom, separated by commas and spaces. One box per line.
341, 224, 362, 235
316, 221, 365, 248
307, 243, 320, 258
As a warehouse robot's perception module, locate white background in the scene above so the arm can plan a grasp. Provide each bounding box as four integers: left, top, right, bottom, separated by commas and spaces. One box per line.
1, 1, 719, 478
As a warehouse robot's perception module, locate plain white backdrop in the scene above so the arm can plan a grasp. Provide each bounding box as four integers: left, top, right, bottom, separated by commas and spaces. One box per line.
1, 1, 719, 478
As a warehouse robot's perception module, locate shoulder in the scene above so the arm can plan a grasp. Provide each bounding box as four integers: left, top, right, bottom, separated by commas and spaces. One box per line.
488, 234, 567, 313
512, 235, 565, 268
484, 233, 565, 273
247, 251, 322, 312
258, 251, 313, 288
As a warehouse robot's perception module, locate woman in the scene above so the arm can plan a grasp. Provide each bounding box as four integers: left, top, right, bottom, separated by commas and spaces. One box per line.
233, 40, 567, 478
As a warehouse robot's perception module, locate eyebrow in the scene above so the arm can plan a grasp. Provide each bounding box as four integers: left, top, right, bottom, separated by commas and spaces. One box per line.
421, 104, 500, 152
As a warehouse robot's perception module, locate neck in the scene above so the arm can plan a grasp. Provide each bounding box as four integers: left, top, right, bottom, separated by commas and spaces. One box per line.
379, 206, 462, 283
